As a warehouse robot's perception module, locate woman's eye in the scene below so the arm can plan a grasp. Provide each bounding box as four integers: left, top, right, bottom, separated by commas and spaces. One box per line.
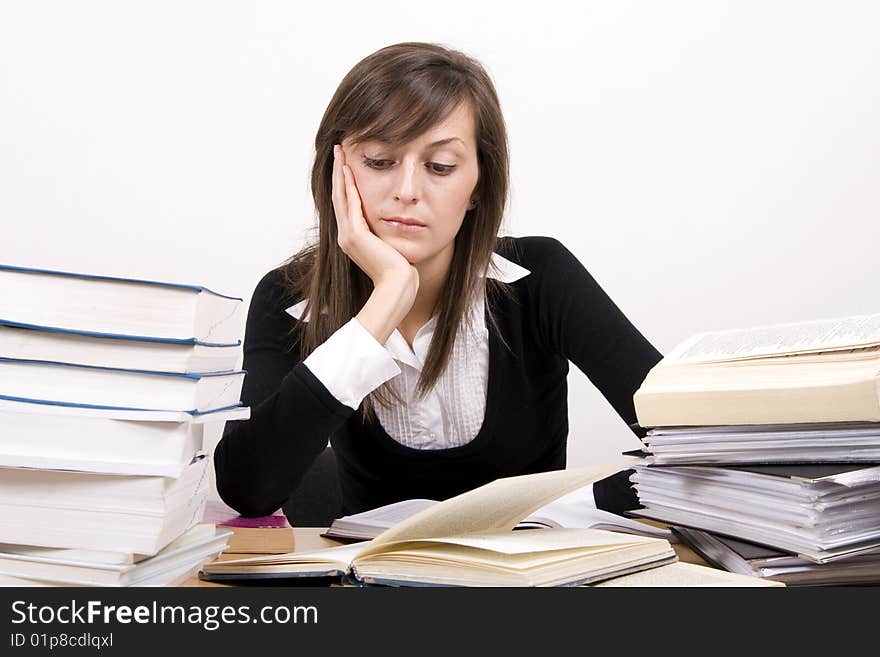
363, 156, 393, 169
362, 156, 456, 176
428, 162, 456, 175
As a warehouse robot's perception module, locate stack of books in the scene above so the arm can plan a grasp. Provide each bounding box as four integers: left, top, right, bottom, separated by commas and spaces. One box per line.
630, 311, 880, 585
0, 264, 250, 586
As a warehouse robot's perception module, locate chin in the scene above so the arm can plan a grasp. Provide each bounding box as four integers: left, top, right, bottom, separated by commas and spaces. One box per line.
383, 237, 428, 265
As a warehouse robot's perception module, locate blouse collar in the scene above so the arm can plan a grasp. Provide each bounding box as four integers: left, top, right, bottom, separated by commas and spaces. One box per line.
285, 252, 530, 322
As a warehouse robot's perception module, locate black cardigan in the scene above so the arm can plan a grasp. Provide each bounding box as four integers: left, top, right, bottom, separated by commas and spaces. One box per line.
214, 236, 662, 517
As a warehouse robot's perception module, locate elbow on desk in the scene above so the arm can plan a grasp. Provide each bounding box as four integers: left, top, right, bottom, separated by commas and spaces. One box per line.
212, 442, 286, 518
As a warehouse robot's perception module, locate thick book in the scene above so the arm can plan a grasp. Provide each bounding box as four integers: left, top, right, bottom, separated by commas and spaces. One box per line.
631, 461, 880, 563
0, 455, 211, 555
200, 466, 678, 587
322, 484, 673, 542
633, 311, 880, 426
202, 500, 293, 554
0, 398, 249, 477
0, 358, 245, 414
0, 524, 231, 587
642, 421, 880, 465
0, 521, 218, 566
0, 321, 241, 373
0, 264, 242, 345
673, 525, 880, 586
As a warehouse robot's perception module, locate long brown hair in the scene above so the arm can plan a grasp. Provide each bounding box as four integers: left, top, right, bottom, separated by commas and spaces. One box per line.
284, 42, 511, 421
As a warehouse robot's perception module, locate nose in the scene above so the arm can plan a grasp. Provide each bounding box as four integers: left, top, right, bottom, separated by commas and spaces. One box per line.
392, 159, 420, 205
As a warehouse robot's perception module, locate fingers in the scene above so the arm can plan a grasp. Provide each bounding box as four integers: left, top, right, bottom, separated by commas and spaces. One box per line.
341, 162, 368, 232
332, 144, 354, 251
332, 144, 346, 223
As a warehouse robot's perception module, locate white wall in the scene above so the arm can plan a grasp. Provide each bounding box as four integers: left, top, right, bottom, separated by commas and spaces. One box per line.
3, 1, 878, 491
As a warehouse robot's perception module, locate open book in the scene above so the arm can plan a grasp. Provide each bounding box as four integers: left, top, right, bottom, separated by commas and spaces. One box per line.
634, 311, 880, 426
321, 483, 673, 542
199, 466, 677, 587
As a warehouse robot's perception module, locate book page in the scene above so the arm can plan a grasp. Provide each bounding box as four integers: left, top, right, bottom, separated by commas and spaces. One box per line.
665, 312, 880, 364
356, 464, 626, 558
333, 499, 437, 529
525, 497, 673, 540
591, 561, 783, 586
386, 527, 660, 555
207, 542, 364, 570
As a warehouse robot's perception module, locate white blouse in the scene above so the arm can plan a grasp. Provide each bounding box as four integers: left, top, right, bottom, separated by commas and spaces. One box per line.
286, 253, 530, 450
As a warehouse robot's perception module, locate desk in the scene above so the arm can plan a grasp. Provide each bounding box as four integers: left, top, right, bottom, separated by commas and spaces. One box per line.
183, 525, 710, 587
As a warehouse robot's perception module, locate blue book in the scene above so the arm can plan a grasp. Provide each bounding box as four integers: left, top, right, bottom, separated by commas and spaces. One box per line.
0, 357, 246, 414
0, 320, 240, 373
0, 264, 242, 345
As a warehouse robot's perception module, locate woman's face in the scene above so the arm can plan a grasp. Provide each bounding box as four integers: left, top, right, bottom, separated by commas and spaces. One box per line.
341, 102, 480, 268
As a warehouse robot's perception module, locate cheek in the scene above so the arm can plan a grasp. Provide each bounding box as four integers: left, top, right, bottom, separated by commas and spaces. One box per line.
350, 175, 383, 221
434, 181, 475, 221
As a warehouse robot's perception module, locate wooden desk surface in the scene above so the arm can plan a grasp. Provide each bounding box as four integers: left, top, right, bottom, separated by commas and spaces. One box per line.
183, 525, 709, 587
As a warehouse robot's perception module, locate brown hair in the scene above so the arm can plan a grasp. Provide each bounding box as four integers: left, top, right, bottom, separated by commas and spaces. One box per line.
284, 42, 511, 421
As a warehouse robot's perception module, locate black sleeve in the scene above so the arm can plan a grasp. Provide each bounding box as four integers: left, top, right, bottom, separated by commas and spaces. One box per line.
213, 268, 356, 517
517, 236, 663, 513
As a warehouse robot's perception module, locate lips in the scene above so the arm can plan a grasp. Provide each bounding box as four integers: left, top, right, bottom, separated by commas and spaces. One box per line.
380, 217, 427, 232
382, 217, 426, 227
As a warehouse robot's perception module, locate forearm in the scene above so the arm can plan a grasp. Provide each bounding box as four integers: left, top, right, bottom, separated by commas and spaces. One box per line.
214, 362, 354, 517
356, 275, 419, 345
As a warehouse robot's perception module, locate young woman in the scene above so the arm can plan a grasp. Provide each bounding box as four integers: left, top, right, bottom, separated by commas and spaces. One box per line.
214, 42, 662, 520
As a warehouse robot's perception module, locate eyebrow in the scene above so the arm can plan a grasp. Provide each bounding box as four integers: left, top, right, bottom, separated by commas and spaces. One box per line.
427, 137, 466, 148
367, 137, 467, 149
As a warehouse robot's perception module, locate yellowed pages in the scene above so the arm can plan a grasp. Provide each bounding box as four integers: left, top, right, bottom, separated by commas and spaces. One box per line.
356, 464, 626, 558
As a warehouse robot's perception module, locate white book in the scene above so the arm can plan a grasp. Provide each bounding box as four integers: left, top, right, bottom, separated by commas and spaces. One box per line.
0, 358, 245, 413
0, 521, 218, 565
634, 312, 880, 427
0, 264, 242, 345
0, 561, 205, 587
0, 398, 249, 477
0, 456, 210, 555
0, 525, 230, 587
0, 321, 241, 373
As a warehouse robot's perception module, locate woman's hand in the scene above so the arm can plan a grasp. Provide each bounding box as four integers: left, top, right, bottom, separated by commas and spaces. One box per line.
333, 143, 419, 343
333, 144, 417, 289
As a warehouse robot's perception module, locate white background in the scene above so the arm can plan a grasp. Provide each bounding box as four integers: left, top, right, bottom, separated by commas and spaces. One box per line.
2, 1, 878, 494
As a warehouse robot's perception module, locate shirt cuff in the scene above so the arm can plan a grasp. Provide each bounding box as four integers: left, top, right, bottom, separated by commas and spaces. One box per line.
303, 318, 402, 410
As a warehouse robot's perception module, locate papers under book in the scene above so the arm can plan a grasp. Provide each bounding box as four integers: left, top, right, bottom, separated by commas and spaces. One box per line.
642, 422, 880, 465
673, 525, 880, 587
200, 466, 677, 587
634, 311, 880, 426
0, 264, 242, 345
0, 358, 245, 413
631, 462, 880, 563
